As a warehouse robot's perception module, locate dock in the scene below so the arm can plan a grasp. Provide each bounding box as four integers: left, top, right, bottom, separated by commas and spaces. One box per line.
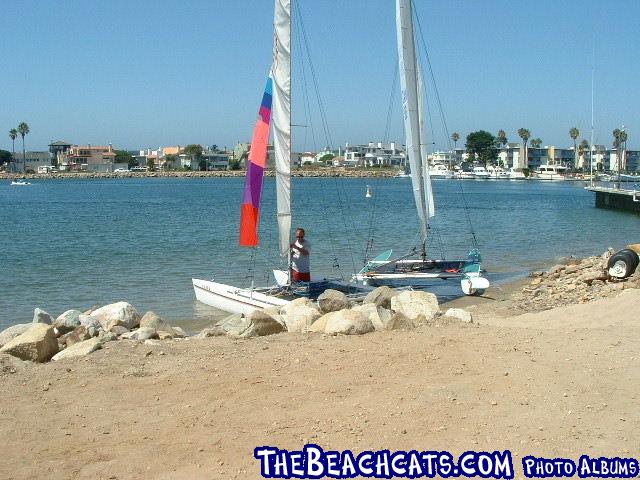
586, 186, 640, 213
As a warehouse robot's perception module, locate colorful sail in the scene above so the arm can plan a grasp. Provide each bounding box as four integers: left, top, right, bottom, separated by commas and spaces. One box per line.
239, 76, 274, 246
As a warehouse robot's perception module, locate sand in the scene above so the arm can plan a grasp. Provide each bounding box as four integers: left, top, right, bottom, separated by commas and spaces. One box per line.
1, 288, 639, 480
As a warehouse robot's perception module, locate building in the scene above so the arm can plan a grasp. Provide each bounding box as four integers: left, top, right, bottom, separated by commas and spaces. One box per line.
8, 151, 52, 173
65, 144, 117, 172
343, 142, 406, 167
48, 140, 72, 167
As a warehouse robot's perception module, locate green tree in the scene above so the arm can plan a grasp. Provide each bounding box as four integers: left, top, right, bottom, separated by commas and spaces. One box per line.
229, 158, 241, 170
8, 129, 17, 160
530, 138, 542, 148
114, 150, 136, 168
0, 149, 11, 165
465, 130, 497, 167
578, 139, 589, 170
163, 154, 176, 170
146, 158, 156, 172
517, 128, 531, 168
184, 144, 203, 170
17, 122, 29, 173
451, 132, 460, 149
497, 130, 507, 147
319, 153, 335, 165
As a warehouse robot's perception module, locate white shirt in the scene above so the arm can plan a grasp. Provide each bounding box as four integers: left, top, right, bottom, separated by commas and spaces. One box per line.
291, 239, 311, 273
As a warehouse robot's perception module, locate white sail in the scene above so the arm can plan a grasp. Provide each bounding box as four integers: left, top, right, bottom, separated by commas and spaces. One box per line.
396, 0, 428, 244
416, 57, 435, 219
272, 0, 292, 257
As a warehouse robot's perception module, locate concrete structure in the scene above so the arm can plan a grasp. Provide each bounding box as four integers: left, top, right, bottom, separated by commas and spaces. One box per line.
66, 145, 117, 172
48, 140, 72, 168
587, 186, 640, 214
8, 151, 52, 173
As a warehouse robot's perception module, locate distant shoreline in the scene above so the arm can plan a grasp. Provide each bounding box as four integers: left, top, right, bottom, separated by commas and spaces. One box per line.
1, 168, 401, 180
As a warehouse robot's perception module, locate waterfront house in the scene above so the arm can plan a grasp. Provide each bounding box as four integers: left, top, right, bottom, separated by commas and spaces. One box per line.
8, 151, 52, 173
66, 144, 117, 172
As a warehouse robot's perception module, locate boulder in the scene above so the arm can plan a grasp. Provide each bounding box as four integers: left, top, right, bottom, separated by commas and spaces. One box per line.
352, 303, 394, 331
32, 308, 53, 325
171, 327, 187, 338
0, 324, 59, 362
237, 310, 286, 338
387, 311, 415, 330
323, 309, 374, 335
308, 315, 330, 333
109, 325, 130, 336
140, 311, 174, 334
317, 289, 350, 313
121, 327, 158, 341
444, 308, 473, 323
194, 326, 226, 338
214, 313, 251, 336
280, 298, 321, 332
0, 323, 31, 348
65, 326, 92, 347
79, 314, 102, 330
363, 286, 398, 309
390, 290, 439, 323
54, 310, 82, 334
52, 337, 102, 361
90, 302, 140, 331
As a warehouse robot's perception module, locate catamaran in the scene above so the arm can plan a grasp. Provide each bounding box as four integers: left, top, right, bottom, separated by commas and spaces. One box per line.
352, 0, 489, 296
193, 0, 368, 315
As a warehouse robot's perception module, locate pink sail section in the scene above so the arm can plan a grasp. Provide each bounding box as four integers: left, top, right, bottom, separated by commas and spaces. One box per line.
239, 76, 273, 247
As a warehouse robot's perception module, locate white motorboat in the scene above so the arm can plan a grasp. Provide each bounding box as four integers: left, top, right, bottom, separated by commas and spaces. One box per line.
472, 166, 490, 179
428, 163, 453, 179
507, 168, 528, 180
487, 165, 509, 179
10, 180, 31, 186
534, 164, 568, 181
455, 170, 475, 179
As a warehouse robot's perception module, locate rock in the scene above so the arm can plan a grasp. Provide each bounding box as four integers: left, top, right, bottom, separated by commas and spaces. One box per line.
387, 311, 415, 330
52, 337, 102, 361
157, 331, 174, 340
0, 324, 59, 362
89, 302, 140, 331
323, 309, 374, 335
280, 298, 321, 332
317, 289, 350, 313
140, 311, 174, 334
79, 314, 101, 330
237, 310, 286, 338
194, 326, 226, 338
0, 324, 32, 348
32, 308, 53, 325
390, 290, 439, 323
99, 331, 117, 343
363, 286, 398, 309
530, 277, 543, 286
65, 326, 92, 347
110, 325, 130, 336
308, 315, 330, 333
577, 269, 608, 284
214, 313, 252, 336
0, 352, 29, 374
171, 327, 187, 338
444, 308, 473, 323
121, 327, 158, 341
352, 303, 394, 331
54, 310, 82, 334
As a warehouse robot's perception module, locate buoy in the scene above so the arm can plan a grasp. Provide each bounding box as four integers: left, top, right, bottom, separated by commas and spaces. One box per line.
365, 185, 372, 198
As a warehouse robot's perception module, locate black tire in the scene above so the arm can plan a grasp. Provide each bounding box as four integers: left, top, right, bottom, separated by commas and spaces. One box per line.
607, 249, 639, 279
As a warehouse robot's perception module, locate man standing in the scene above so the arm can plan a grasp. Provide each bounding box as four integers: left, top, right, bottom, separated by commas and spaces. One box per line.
290, 228, 311, 282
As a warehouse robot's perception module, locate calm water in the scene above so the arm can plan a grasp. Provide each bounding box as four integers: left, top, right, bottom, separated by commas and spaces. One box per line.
2, 177, 639, 331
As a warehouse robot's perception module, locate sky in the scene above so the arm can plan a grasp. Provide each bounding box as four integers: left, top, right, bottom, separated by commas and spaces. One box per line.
1, 0, 639, 153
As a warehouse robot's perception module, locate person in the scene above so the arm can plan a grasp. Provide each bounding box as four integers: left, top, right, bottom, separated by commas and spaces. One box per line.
290, 228, 311, 282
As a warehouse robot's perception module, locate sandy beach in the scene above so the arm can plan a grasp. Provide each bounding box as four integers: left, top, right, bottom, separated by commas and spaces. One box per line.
1, 273, 638, 480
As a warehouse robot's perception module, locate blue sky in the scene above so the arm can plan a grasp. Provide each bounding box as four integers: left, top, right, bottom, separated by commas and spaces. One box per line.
2, 0, 638, 153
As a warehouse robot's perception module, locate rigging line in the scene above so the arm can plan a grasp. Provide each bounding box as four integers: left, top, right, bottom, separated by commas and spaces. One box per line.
383, 62, 399, 144
294, 10, 317, 153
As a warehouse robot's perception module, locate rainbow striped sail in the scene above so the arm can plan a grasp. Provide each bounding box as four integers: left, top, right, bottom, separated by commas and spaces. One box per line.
239, 76, 273, 246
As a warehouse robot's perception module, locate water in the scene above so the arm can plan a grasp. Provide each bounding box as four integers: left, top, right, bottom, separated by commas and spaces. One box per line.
2, 177, 639, 331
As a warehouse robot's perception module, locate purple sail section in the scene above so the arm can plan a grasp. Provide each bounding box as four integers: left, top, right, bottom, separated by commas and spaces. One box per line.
242, 162, 265, 207
259, 104, 271, 124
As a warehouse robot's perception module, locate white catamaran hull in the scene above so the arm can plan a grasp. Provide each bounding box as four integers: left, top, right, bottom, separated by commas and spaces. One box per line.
192, 278, 289, 315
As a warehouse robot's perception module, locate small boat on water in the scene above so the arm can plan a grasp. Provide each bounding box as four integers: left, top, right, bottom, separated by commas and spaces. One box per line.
534, 164, 568, 181
487, 165, 509, 180
10, 179, 31, 186
428, 163, 454, 179
472, 166, 490, 179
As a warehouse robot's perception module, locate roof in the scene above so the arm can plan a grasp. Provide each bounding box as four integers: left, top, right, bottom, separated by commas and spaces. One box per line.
49, 140, 72, 146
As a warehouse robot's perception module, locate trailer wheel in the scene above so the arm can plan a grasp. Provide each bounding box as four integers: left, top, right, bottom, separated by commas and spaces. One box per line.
607, 249, 639, 279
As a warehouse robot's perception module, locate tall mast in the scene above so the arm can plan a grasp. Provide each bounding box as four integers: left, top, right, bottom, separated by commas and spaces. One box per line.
272, 0, 292, 258
397, 0, 429, 246
590, 43, 595, 186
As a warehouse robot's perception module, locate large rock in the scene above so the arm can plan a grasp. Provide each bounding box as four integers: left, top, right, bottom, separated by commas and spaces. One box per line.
140, 311, 174, 334
215, 313, 251, 336
0, 324, 59, 362
90, 302, 140, 331
54, 310, 82, 334
317, 289, 350, 314
52, 337, 102, 361
444, 308, 473, 323
238, 310, 286, 338
64, 326, 92, 347
352, 303, 394, 331
33, 308, 53, 325
390, 290, 439, 323
324, 309, 374, 335
280, 298, 321, 332
0, 323, 31, 348
363, 286, 399, 309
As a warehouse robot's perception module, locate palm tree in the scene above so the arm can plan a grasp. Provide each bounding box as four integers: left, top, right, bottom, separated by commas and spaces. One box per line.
497, 130, 507, 146
569, 127, 579, 169
517, 128, 531, 169
8, 129, 17, 166
578, 139, 589, 170
530, 138, 542, 148
17, 122, 29, 173
451, 132, 459, 149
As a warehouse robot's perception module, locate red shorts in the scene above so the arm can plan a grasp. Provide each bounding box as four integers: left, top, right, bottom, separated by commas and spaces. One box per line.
291, 269, 310, 282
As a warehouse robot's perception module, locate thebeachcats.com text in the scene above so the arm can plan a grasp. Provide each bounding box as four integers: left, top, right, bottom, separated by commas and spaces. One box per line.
254, 445, 639, 479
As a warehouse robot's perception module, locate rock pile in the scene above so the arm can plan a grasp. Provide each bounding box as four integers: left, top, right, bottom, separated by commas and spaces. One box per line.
0, 302, 186, 364
513, 249, 640, 312
0, 287, 475, 365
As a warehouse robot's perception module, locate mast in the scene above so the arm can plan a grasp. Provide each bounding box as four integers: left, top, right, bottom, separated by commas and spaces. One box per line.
397, 0, 429, 247
590, 44, 595, 186
272, 0, 292, 258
